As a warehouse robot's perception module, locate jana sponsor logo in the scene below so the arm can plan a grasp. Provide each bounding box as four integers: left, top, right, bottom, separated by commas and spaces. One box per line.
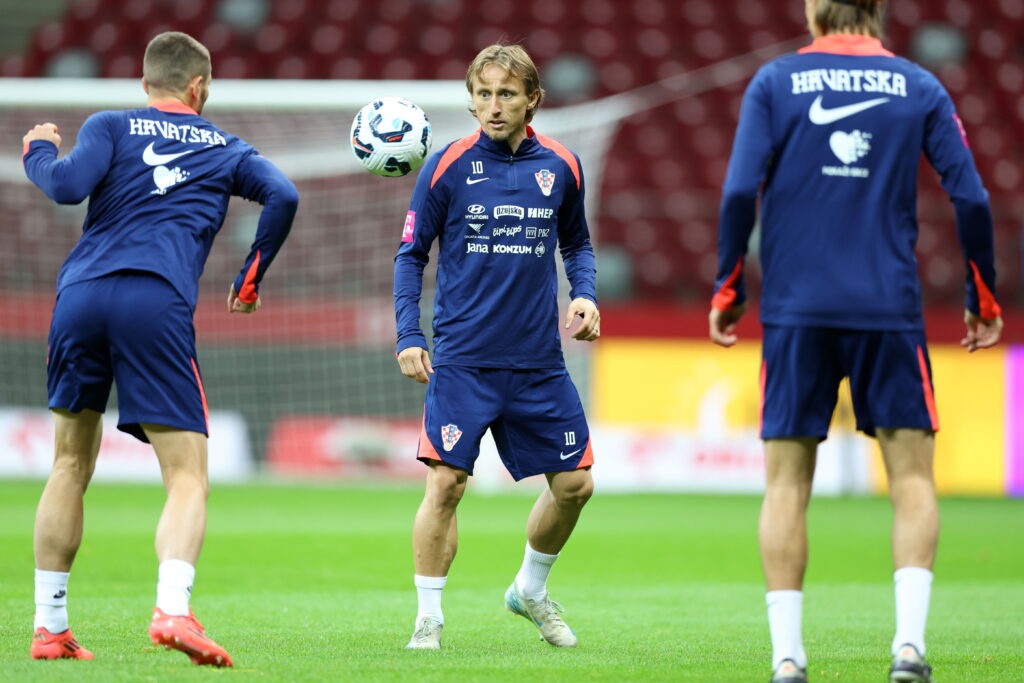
493, 205, 524, 219
440, 424, 462, 452
401, 211, 416, 242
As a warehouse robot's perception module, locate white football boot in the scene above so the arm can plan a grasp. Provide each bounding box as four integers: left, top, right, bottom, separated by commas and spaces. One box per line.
504, 582, 577, 647
405, 617, 443, 650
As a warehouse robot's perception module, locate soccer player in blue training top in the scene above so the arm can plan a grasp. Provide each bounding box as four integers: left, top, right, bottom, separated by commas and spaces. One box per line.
709, 1, 1002, 681
22, 31, 297, 667
394, 43, 600, 651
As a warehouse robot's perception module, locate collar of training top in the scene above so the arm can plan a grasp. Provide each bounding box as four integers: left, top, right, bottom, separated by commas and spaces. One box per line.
149, 101, 199, 115
798, 34, 894, 57
475, 125, 540, 157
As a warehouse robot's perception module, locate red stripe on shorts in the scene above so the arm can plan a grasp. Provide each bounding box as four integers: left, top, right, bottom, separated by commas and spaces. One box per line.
577, 438, 594, 469
417, 410, 442, 461
916, 346, 939, 431
190, 357, 210, 433
758, 358, 767, 435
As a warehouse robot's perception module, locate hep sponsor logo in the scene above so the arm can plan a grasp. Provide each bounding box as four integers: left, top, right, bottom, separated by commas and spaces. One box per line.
493, 205, 524, 219
401, 211, 416, 243
527, 207, 554, 219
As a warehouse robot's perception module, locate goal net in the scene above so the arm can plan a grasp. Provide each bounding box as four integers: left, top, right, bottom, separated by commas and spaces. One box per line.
0, 77, 627, 479
0, 38, 807, 483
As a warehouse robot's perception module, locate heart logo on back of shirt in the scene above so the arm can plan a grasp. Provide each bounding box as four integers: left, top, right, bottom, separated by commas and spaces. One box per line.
829, 130, 872, 165
152, 165, 176, 191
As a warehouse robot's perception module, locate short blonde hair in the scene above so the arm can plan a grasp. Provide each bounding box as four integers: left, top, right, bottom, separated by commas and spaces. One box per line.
143, 31, 211, 93
814, 0, 886, 39
466, 43, 545, 123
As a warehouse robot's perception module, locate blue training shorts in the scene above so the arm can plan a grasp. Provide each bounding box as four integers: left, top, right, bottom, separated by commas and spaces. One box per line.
47, 271, 209, 442
417, 365, 593, 481
760, 325, 939, 440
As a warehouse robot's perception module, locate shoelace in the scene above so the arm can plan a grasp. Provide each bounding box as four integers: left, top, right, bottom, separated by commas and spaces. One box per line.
532, 598, 567, 625
412, 619, 441, 640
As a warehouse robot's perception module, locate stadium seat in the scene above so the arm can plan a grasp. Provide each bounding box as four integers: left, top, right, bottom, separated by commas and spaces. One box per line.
2, 0, 1019, 304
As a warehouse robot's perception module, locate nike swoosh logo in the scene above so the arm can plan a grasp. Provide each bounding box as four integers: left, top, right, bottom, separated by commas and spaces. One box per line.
808, 95, 890, 125
466, 177, 490, 185
142, 142, 194, 166
559, 448, 582, 460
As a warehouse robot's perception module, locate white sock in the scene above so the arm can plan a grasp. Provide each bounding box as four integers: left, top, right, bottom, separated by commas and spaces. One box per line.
892, 566, 932, 655
414, 574, 446, 624
156, 559, 195, 617
515, 542, 559, 601
767, 590, 807, 669
34, 569, 70, 633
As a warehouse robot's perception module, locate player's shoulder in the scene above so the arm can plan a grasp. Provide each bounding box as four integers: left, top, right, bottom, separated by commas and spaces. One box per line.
421, 130, 483, 188
531, 131, 582, 187
82, 109, 130, 130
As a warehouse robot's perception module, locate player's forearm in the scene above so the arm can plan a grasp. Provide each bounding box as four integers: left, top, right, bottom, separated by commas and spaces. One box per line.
713, 191, 758, 309
231, 183, 299, 302
23, 144, 95, 205
394, 253, 428, 352
952, 196, 1000, 318
561, 243, 597, 303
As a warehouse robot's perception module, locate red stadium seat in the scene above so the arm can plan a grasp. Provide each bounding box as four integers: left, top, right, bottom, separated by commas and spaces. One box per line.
4, 0, 1018, 304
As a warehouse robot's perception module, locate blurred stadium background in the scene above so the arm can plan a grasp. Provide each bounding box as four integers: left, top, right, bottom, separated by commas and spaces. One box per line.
0, 0, 1021, 497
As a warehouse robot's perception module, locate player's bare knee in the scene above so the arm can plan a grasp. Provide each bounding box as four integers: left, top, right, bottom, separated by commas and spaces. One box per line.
553, 475, 593, 509
425, 464, 467, 507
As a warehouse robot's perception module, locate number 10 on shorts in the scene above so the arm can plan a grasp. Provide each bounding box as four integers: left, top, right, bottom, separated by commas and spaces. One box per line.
564, 431, 576, 446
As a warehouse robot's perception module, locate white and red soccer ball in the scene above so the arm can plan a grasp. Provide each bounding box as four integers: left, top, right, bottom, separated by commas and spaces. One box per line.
350, 97, 432, 177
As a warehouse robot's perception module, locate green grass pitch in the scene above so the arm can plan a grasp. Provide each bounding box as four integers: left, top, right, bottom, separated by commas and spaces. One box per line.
0, 480, 1021, 681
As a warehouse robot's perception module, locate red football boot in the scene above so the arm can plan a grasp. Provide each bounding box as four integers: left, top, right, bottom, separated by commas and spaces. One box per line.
31, 627, 94, 660
149, 607, 233, 667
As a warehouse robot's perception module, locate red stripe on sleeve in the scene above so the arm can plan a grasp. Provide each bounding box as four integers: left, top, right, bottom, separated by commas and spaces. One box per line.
711, 259, 744, 311
916, 346, 940, 431
534, 131, 581, 189
430, 130, 481, 188
238, 250, 261, 304
969, 260, 1002, 320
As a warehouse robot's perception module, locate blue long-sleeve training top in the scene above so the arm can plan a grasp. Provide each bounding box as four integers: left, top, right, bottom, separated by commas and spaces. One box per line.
713, 34, 1001, 328
23, 101, 298, 310
394, 126, 597, 368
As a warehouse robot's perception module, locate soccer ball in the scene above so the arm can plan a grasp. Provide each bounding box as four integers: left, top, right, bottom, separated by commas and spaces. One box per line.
350, 97, 432, 177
